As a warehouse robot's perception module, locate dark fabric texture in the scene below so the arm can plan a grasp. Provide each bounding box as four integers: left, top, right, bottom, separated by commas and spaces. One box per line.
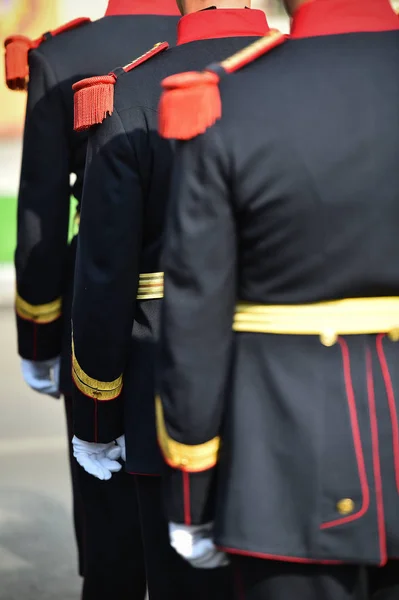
15, 13, 178, 594
135, 475, 233, 600
64, 394, 85, 576
159, 31, 399, 561
163, 466, 218, 525
71, 34, 263, 472
64, 396, 146, 599
59, 235, 76, 395
232, 557, 399, 600
15, 14, 178, 365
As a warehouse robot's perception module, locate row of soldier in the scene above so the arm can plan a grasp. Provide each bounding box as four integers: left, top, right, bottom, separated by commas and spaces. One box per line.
5, 0, 399, 598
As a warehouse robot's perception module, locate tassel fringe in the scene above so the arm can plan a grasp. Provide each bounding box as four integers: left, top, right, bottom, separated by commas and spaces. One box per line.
158, 71, 221, 140
72, 75, 116, 131
4, 35, 31, 90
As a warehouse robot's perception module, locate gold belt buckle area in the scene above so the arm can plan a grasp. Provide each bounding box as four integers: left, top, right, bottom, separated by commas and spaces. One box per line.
233, 298, 399, 346
321, 327, 399, 347
136, 272, 164, 300
319, 331, 338, 347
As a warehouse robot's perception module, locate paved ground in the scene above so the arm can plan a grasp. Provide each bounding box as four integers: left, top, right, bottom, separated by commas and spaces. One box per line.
0, 308, 81, 600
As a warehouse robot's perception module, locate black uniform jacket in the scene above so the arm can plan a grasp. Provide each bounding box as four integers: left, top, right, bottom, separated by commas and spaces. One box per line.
14, 10, 178, 395
71, 8, 269, 474
158, 0, 399, 565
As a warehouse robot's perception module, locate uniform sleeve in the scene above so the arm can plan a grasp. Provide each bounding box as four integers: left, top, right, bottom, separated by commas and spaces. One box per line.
15, 49, 71, 361
72, 107, 146, 443
158, 126, 237, 525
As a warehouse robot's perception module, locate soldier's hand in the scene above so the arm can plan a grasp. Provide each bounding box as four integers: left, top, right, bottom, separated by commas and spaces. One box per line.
20, 357, 61, 399
169, 522, 229, 569
72, 436, 123, 481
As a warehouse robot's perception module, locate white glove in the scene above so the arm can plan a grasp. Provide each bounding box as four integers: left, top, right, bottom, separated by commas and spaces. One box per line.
72, 436, 123, 481
21, 357, 61, 399
169, 522, 229, 569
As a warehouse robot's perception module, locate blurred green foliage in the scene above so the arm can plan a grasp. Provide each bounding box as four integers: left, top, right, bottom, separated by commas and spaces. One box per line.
0, 197, 78, 264
0, 197, 16, 264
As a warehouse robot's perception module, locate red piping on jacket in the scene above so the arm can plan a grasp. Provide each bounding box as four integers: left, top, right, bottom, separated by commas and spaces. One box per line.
127, 472, 160, 477
94, 400, 98, 443
366, 347, 387, 566
320, 337, 370, 529
217, 545, 343, 565
183, 471, 191, 525
234, 563, 246, 600
376, 333, 399, 495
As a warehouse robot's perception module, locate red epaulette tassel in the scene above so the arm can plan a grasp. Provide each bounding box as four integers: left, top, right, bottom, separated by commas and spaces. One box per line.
158, 71, 221, 141
72, 74, 117, 132
4, 35, 32, 90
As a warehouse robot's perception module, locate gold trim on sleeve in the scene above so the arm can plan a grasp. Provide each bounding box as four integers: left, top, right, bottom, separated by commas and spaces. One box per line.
137, 272, 164, 300
156, 395, 220, 472
15, 292, 62, 324
72, 339, 123, 401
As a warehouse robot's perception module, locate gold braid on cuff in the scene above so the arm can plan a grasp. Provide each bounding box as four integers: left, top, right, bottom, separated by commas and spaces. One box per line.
15, 292, 62, 324
156, 395, 220, 472
137, 272, 164, 300
72, 339, 123, 401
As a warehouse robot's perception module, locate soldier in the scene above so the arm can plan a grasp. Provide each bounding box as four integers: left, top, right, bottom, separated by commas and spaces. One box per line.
156, 0, 399, 598
70, 0, 270, 597
5, 1, 179, 598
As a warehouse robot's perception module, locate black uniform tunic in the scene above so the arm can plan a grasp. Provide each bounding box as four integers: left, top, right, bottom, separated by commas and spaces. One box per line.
158, 0, 399, 567
71, 7, 269, 476
14, 7, 178, 395
12, 4, 178, 598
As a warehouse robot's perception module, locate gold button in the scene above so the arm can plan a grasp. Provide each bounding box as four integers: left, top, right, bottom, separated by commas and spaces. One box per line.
336, 498, 355, 515
388, 328, 399, 342
320, 331, 338, 347
180, 457, 189, 467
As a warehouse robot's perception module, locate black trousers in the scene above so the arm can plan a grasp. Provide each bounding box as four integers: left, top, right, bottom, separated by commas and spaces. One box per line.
232, 556, 399, 600
64, 396, 146, 600
135, 474, 233, 600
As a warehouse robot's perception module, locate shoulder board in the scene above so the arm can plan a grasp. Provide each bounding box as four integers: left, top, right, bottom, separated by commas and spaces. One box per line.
4, 18, 91, 91
158, 30, 287, 141
73, 42, 169, 132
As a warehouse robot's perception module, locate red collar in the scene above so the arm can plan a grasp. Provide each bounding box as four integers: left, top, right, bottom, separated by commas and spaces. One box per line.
105, 0, 180, 16
291, 0, 399, 39
177, 8, 269, 46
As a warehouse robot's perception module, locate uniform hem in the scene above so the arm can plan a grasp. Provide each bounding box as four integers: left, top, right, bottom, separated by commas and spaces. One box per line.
215, 538, 382, 566
126, 471, 161, 477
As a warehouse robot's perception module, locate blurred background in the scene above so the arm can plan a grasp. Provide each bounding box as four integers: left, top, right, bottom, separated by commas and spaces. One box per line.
0, 1, 398, 599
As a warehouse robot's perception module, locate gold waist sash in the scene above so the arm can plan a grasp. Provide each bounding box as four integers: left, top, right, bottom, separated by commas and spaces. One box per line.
137, 272, 164, 300
233, 298, 399, 346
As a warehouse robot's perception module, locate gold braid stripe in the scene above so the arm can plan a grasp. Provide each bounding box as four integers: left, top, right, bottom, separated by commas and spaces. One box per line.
137, 272, 164, 300
156, 396, 220, 472
221, 30, 284, 72
233, 297, 399, 347
122, 41, 164, 70
15, 292, 62, 324
72, 339, 123, 401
